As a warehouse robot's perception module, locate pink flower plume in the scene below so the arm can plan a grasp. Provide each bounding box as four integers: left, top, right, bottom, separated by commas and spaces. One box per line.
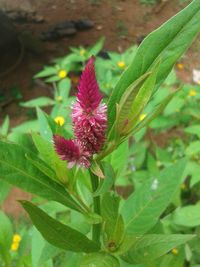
53, 57, 107, 169
77, 56, 102, 111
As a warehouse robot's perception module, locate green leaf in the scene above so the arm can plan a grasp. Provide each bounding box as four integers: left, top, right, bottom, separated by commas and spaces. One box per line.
21, 201, 100, 253
34, 67, 57, 78
88, 37, 105, 58
0, 116, 10, 136
133, 91, 176, 134
183, 161, 200, 187
0, 141, 83, 212
11, 120, 39, 134
185, 141, 200, 156
37, 107, 53, 141
172, 203, 200, 227
93, 163, 115, 197
90, 160, 105, 179
108, 0, 200, 130
31, 227, 60, 267
119, 64, 158, 137
58, 78, 71, 98
45, 76, 61, 83
122, 234, 194, 264
31, 132, 70, 184
115, 73, 151, 137
105, 140, 129, 179
0, 211, 13, 265
185, 124, 200, 138
80, 252, 120, 267
0, 180, 11, 204
102, 193, 125, 251
20, 97, 55, 108
121, 159, 187, 234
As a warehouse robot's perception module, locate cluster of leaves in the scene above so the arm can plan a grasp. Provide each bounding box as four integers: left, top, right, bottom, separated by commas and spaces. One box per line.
0, 1, 200, 266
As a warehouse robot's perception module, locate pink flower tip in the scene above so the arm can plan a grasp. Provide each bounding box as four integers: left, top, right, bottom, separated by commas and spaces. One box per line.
77, 56, 102, 111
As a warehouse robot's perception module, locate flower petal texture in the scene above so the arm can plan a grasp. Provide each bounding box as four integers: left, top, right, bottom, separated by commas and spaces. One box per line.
72, 57, 107, 155
53, 57, 107, 168
53, 135, 90, 168
77, 56, 102, 111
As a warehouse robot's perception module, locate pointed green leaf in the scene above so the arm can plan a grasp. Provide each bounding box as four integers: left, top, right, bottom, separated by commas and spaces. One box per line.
108, 0, 200, 130
102, 193, 125, 251
21, 201, 100, 253
80, 252, 120, 267
172, 203, 200, 227
0, 116, 10, 136
0, 141, 83, 213
122, 234, 194, 264
20, 97, 55, 108
121, 159, 187, 234
32, 132, 70, 184
115, 72, 151, 136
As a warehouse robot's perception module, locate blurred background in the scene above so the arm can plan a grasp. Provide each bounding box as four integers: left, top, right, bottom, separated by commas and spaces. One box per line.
1, 0, 199, 126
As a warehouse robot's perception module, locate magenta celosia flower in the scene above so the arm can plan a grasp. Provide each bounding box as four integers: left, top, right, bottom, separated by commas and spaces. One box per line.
53, 135, 91, 168
53, 56, 107, 168
72, 56, 107, 154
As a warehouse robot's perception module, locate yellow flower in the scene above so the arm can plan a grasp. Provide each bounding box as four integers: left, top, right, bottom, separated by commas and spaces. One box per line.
11, 234, 21, 251
177, 63, 184, 70
54, 116, 65, 126
11, 242, 19, 251
56, 96, 63, 102
117, 61, 126, 69
171, 248, 179, 255
188, 89, 197, 97
198, 81, 200, 85
80, 49, 86, 56
13, 234, 21, 243
58, 70, 67, 79
139, 113, 147, 121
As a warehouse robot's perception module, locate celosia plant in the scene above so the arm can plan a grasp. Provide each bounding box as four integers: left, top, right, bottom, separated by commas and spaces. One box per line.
54, 57, 107, 168
0, 1, 200, 266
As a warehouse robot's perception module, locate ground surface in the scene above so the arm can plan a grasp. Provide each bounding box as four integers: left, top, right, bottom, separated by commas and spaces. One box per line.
1, 0, 200, 217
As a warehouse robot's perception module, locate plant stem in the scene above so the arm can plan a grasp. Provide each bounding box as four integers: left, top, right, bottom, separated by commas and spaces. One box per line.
89, 170, 101, 244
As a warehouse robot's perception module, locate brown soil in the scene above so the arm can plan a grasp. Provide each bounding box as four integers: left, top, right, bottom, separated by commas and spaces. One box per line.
1, 0, 200, 217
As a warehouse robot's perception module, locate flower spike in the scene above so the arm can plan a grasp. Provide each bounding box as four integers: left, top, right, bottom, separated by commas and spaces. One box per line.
53, 135, 90, 168
72, 57, 107, 155
77, 56, 102, 111
54, 56, 107, 169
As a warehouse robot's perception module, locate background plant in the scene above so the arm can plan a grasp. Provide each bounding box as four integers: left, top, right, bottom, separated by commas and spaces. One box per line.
0, 1, 200, 266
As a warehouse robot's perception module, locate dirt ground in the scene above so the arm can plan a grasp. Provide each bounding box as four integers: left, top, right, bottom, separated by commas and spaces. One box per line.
1, 0, 200, 217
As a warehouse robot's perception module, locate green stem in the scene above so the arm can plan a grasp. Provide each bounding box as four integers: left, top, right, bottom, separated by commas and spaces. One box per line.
90, 170, 101, 244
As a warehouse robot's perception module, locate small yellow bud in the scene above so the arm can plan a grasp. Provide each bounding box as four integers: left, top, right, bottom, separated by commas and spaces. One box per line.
56, 96, 63, 102
54, 116, 65, 126
171, 248, 179, 255
11, 242, 19, 251
117, 61, 126, 69
188, 89, 196, 97
13, 234, 21, 243
139, 113, 147, 121
58, 70, 67, 79
177, 63, 184, 70
198, 81, 200, 85
80, 49, 86, 56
